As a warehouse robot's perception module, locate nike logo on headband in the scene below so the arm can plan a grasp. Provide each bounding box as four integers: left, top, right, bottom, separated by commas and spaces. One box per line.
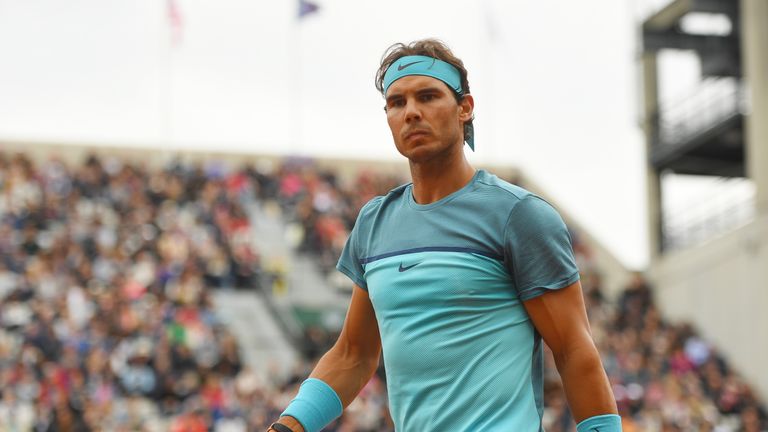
397, 60, 425, 71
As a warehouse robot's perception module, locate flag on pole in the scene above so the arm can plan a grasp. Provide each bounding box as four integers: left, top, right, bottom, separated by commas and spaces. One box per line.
167, 0, 184, 46
298, 0, 320, 19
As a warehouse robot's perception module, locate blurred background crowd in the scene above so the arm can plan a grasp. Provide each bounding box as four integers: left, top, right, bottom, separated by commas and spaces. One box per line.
0, 152, 765, 431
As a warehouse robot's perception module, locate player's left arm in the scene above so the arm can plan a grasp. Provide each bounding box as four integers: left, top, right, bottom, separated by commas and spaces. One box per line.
523, 280, 621, 430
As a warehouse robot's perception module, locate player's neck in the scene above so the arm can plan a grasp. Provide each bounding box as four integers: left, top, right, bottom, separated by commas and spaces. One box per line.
409, 154, 475, 205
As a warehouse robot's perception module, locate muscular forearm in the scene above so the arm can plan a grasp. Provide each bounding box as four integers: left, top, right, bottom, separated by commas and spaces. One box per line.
277, 343, 379, 432
554, 344, 617, 423
273, 286, 381, 432
308, 342, 380, 407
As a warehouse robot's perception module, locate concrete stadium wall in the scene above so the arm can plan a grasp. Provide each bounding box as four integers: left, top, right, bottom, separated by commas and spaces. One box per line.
650, 215, 768, 400
0, 140, 287, 169
0, 140, 411, 178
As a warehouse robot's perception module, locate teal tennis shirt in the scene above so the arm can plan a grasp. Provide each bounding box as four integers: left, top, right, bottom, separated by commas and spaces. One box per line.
336, 170, 579, 431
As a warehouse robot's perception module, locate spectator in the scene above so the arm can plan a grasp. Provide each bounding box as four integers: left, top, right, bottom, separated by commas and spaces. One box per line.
0, 151, 765, 431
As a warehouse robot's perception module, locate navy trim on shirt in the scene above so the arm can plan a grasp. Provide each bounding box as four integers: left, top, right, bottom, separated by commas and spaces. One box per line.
359, 246, 503, 265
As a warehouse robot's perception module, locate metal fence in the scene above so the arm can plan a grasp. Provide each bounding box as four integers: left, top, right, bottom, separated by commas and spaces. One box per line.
662, 177, 756, 250
657, 77, 745, 148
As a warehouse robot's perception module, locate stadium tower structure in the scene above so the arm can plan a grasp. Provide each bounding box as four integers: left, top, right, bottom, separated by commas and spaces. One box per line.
641, 0, 768, 399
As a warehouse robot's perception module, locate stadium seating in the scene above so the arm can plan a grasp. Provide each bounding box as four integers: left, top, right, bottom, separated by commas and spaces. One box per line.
0, 152, 764, 431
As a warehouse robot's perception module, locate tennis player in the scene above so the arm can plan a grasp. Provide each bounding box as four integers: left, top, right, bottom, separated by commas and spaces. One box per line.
268, 39, 621, 432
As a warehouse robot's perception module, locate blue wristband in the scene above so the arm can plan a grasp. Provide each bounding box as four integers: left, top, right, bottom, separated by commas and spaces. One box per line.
281, 378, 343, 432
576, 414, 622, 432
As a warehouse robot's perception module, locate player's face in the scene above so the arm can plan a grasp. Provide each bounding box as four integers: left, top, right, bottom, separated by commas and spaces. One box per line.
384, 75, 473, 163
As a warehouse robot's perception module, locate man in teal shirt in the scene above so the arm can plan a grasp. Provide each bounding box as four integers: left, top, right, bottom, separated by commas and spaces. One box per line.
269, 39, 621, 432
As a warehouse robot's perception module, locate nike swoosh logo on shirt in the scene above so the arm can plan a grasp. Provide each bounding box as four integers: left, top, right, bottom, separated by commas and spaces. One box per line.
398, 262, 420, 272
397, 61, 425, 71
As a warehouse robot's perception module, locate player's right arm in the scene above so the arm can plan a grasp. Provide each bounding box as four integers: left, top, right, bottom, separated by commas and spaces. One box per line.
307, 284, 382, 406
270, 285, 381, 432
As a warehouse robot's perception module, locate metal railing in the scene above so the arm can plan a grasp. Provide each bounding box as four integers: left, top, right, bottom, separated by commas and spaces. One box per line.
656, 77, 745, 148
662, 178, 756, 250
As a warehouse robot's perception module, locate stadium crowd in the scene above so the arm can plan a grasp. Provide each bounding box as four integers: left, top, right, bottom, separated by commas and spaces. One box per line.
0, 153, 260, 430
0, 151, 765, 431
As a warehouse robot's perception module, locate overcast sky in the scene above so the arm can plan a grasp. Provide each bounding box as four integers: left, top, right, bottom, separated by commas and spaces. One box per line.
0, 0, 696, 269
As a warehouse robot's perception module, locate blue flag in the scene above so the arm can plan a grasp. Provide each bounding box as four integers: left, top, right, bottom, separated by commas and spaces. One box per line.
298, 0, 319, 18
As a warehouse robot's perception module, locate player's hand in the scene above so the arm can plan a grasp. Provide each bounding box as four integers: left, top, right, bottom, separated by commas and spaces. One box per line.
267, 416, 305, 432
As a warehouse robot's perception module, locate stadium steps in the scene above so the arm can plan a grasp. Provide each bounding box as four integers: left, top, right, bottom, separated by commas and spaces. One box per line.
211, 289, 299, 381
249, 200, 348, 309
240, 200, 348, 359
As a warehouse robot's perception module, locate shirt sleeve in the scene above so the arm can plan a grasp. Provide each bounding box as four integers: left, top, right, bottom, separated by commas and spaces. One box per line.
504, 195, 580, 301
336, 205, 369, 291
